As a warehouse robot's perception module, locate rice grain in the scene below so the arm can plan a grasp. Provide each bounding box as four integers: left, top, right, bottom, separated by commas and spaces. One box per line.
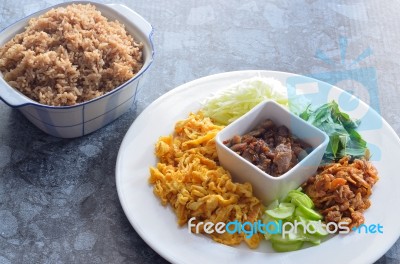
0, 4, 143, 106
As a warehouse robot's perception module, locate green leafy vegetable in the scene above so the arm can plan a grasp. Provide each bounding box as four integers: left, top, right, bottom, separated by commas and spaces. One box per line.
202, 77, 289, 125
300, 101, 368, 161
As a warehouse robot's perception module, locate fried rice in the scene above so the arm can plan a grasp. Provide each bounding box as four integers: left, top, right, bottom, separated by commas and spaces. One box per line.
0, 4, 143, 106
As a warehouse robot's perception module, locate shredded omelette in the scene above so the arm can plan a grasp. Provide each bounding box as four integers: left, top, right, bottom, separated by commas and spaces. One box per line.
149, 112, 263, 248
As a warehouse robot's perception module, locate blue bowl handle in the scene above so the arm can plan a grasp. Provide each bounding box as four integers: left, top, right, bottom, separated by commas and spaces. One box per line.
0, 78, 31, 107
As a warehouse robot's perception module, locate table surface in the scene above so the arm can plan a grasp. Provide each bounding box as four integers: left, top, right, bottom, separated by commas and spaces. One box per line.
0, 0, 399, 263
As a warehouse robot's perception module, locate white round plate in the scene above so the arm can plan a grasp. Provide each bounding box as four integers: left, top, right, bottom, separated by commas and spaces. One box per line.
116, 70, 400, 264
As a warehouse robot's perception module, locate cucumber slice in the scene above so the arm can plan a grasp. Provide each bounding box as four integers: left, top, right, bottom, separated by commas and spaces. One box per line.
262, 218, 280, 240
301, 233, 322, 245
262, 188, 326, 252
283, 190, 314, 208
295, 204, 323, 220
272, 241, 304, 252
291, 195, 314, 209
266, 203, 295, 219
266, 199, 279, 210
309, 221, 329, 236
270, 233, 300, 243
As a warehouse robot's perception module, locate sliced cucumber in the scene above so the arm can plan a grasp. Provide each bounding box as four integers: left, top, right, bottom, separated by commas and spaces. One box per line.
271, 240, 304, 252
263, 189, 326, 252
295, 204, 323, 220
266, 203, 295, 219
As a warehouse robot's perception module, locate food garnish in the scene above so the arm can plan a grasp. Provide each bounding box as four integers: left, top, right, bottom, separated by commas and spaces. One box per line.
263, 189, 327, 252
223, 119, 310, 176
302, 156, 379, 230
202, 77, 288, 125
147, 77, 380, 252
148, 112, 263, 248
300, 101, 369, 162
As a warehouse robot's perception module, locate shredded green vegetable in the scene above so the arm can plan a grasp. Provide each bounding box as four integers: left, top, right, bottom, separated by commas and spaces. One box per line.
202, 77, 289, 125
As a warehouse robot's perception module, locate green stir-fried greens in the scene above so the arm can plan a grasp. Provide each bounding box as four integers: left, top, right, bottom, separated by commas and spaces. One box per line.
300, 101, 369, 162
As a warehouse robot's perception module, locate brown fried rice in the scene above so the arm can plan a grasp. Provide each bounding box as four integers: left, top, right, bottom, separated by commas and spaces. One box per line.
0, 4, 143, 106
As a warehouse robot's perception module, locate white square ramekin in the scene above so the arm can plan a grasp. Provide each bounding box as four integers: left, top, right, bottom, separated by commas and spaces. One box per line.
215, 100, 329, 204
0, 1, 154, 138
